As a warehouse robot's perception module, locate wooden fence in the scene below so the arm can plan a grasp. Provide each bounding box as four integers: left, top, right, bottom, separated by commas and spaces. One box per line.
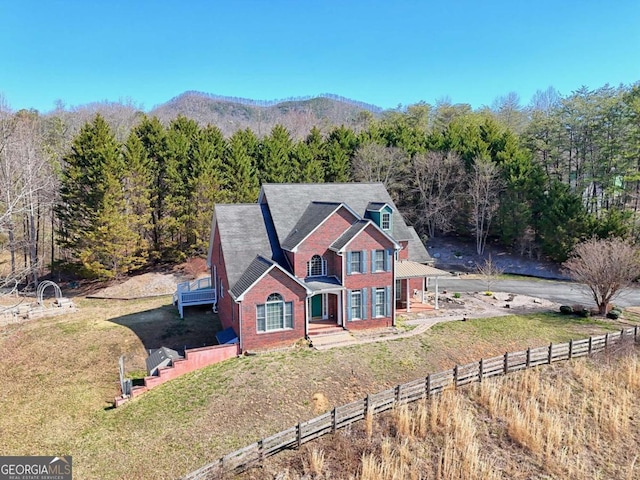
180, 327, 639, 480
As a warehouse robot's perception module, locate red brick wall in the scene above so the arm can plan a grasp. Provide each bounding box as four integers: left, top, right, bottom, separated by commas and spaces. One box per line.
398, 240, 409, 260
240, 267, 308, 351
209, 222, 237, 332
292, 207, 357, 279
129, 343, 239, 400
343, 223, 395, 329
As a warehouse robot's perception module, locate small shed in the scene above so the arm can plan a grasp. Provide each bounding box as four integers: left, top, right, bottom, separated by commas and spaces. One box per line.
146, 347, 184, 376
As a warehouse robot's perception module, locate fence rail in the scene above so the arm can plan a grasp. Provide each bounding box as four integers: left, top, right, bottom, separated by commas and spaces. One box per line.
180, 327, 639, 480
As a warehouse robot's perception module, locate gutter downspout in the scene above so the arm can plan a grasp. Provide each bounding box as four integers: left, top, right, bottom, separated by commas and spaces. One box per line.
392, 249, 398, 326
237, 300, 243, 352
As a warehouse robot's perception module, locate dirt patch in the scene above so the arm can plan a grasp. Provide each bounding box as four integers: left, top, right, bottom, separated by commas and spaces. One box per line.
426, 235, 565, 279
88, 271, 191, 299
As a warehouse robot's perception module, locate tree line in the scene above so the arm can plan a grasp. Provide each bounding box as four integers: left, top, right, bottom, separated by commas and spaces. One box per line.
1, 82, 639, 282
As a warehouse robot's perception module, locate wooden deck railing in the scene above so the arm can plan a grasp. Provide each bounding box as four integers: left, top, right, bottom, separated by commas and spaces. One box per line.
180, 327, 639, 480
174, 277, 216, 318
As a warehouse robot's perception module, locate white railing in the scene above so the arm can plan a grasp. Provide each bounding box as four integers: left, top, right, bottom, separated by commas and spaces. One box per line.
174, 277, 216, 318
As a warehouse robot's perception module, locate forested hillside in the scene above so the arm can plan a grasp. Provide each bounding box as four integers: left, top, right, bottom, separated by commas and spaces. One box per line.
1, 83, 639, 284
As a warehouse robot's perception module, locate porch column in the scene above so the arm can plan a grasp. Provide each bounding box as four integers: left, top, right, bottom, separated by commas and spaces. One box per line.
434, 277, 439, 310
305, 296, 310, 338
422, 277, 426, 304
406, 279, 411, 312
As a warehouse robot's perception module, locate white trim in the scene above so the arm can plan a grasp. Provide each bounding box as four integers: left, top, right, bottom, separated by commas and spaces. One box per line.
286, 202, 362, 253
330, 219, 401, 253
232, 256, 313, 301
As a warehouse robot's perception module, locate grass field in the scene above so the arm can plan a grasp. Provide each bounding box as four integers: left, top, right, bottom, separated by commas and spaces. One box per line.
0, 294, 632, 479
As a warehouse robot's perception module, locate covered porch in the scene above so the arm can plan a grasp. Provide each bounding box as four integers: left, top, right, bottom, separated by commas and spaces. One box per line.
395, 261, 452, 313
304, 276, 344, 332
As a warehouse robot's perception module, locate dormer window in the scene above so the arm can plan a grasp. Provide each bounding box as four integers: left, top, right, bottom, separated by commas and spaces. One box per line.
365, 202, 392, 231
381, 212, 391, 230
307, 254, 327, 277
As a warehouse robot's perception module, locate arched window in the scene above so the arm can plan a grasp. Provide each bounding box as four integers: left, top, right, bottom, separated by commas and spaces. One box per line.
257, 292, 293, 332
307, 254, 327, 277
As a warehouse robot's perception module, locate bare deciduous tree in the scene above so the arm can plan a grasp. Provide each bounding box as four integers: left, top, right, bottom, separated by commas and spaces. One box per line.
563, 237, 640, 315
476, 254, 504, 292
469, 157, 501, 255
352, 143, 408, 191
412, 151, 464, 237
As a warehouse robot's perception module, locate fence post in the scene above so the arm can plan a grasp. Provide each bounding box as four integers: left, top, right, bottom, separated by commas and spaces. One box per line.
526, 348, 531, 368
395, 384, 401, 403
635, 326, 638, 341
588, 336, 593, 354
568, 339, 573, 360
426, 374, 431, 397
479, 358, 484, 382
296, 423, 301, 449
503, 352, 509, 374
365, 394, 370, 415
548, 343, 553, 364
258, 439, 264, 462
605, 333, 609, 349
454, 365, 459, 387
621, 328, 625, 343
332, 407, 337, 433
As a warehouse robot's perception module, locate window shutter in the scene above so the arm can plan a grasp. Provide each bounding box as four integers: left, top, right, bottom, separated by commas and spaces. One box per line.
361, 250, 367, 273
384, 249, 392, 272
385, 286, 391, 317
346, 252, 352, 275
346, 290, 352, 321
371, 250, 376, 271
257, 304, 265, 332
362, 288, 368, 320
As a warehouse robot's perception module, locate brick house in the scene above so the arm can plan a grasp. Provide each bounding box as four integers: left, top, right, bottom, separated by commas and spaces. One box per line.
207, 183, 444, 351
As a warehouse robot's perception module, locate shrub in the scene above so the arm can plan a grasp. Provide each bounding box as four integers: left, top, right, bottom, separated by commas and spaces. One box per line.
607, 310, 621, 319
453, 292, 461, 299
485, 291, 493, 296
579, 309, 591, 318
560, 305, 573, 315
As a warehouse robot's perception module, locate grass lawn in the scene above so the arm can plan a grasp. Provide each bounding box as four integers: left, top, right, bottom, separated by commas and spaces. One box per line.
0, 295, 631, 479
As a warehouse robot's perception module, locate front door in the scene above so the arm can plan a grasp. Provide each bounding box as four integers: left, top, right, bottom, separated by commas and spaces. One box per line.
311, 295, 323, 319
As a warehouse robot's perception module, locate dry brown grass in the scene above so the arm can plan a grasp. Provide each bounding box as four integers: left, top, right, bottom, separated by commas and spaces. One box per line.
244, 346, 640, 480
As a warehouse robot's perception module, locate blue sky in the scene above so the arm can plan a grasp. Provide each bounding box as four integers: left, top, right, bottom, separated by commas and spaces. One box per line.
1, 0, 638, 113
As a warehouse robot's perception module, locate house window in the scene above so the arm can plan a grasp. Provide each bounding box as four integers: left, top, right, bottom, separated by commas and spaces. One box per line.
375, 288, 386, 317
374, 250, 385, 272
381, 212, 391, 230
350, 290, 362, 320
257, 293, 293, 332
350, 251, 362, 273
307, 254, 327, 277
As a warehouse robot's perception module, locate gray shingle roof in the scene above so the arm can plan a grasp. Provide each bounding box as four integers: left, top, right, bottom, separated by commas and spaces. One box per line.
260, 183, 413, 244
330, 220, 370, 251
215, 204, 273, 292
229, 255, 273, 299
407, 226, 433, 264
280, 202, 342, 251
366, 202, 389, 211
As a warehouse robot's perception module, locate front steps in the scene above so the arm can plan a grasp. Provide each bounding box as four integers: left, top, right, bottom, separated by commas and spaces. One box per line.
308, 323, 355, 350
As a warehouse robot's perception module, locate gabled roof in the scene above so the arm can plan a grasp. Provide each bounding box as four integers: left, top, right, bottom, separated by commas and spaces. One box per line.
330, 219, 400, 252
229, 255, 311, 301
366, 202, 391, 212
281, 202, 350, 251
259, 183, 413, 244
214, 204, 274, 291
